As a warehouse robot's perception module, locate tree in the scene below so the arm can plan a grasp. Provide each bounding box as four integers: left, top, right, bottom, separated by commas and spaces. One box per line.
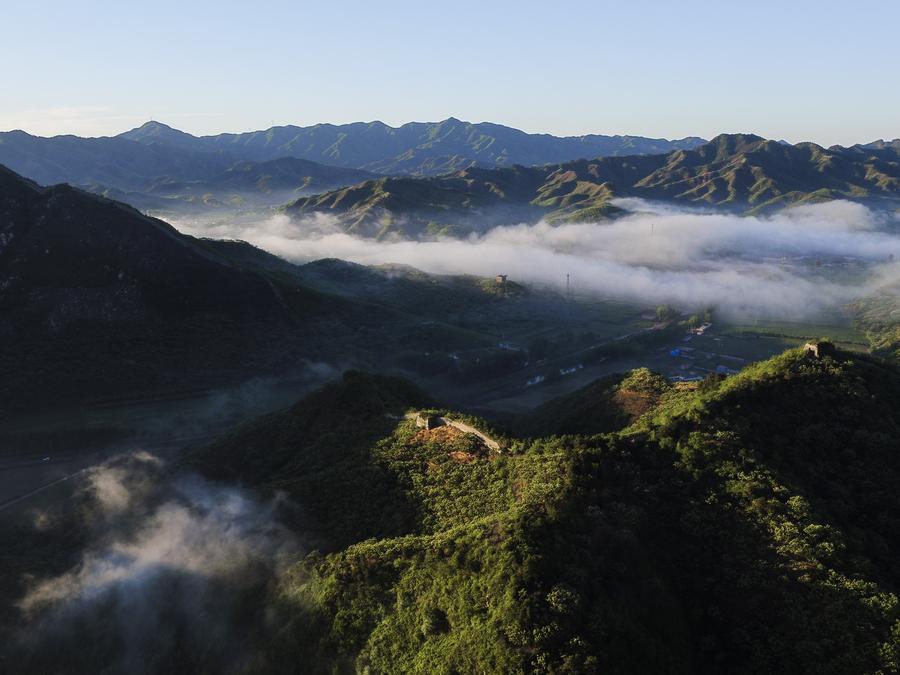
656, 305, 677, 322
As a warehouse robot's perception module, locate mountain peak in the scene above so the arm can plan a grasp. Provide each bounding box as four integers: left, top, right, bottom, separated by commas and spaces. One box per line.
119, 120, 197, 143
134, 120, 178, 133
698, 133, 770, 159
707, 132, 766, 146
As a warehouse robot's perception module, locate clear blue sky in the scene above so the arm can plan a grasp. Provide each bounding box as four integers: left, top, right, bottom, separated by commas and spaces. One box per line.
2, 0, 897, 145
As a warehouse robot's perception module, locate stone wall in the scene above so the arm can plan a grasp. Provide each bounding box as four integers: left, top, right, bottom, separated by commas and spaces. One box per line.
411, 412, 501, 451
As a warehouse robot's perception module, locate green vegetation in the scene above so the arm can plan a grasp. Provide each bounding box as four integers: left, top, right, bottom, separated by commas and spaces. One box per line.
180, 345, 900, 673
286, 134, 900, 238
853, 291, 900, 363
1, 164, 598, 412
723, 317, 869, 349
521, 367, 671, 437
7, 345, 900, 673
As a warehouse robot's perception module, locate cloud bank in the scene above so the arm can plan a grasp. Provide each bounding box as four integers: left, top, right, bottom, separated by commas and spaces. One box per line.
14, 452, 298, 673
173, 200, 900, 319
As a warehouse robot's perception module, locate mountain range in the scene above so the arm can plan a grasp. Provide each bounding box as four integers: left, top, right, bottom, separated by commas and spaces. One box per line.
178, 350, 900, 672
286, 133, 900, 238
0, 165, 484, 410
2, 122, 897, 235
0, 119, 706, 204
5, 144, 900, 673
118, 118, 707, 175
0, 163, 569, 411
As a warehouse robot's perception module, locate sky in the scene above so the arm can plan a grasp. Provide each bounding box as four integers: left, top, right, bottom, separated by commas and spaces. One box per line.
1, 0, 897, 146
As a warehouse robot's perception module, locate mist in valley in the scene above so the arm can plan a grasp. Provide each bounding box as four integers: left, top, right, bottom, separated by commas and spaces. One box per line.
7, 199, 899, 674
171, 200, 900, 321
7, 451, 299, 674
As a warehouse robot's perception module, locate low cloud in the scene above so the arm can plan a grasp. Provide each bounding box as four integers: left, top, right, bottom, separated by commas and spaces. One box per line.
170, 200, 900, 320
14, 453, 298, 673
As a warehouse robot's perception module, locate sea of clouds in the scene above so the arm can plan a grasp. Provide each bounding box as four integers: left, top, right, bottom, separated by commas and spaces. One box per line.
172, 200, 900, 319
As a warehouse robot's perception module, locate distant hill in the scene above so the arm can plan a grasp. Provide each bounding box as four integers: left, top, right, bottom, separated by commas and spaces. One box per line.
118, 118, 707, 176
286, 133, 900, 238
0, 129, 233, 191
860, 138, 900, 152
0, 120, 707, 214
0, 129, 379, 212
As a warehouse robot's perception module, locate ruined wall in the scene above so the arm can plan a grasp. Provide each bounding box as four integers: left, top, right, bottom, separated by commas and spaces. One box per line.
411, 412, 501, 451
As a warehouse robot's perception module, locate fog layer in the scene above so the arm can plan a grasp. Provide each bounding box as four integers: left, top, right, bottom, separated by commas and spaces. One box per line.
13, 452, 298, 673
174, 200, 900, 319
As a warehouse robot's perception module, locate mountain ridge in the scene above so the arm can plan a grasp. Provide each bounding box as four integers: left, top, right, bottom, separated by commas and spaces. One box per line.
285, 132, 900, 238
176, 346, 900, 673
118, 118, 707, 177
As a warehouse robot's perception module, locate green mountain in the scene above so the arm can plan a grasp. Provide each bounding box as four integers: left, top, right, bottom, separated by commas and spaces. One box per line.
0, 165, 505, 411
174, 346, 900, 674
0, 120, 705, 214
118, 118, 707, 176
852, 288, 900, 363
859, 138, 900, 152
0, 163, 325, 410
286, 133, 900, 238
0, 164, 566, 411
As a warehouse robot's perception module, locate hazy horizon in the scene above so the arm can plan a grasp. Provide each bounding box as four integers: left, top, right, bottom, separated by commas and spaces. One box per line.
5, 116, 898, 148
3, 1, 898, 146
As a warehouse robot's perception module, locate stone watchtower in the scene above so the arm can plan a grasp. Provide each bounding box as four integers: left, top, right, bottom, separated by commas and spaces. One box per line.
804, 341, 836, 359
415, 413, 442, 431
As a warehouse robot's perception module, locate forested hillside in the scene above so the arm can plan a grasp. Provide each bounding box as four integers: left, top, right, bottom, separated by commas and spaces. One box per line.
178, 347, 900, 673
287, 133, 900, 238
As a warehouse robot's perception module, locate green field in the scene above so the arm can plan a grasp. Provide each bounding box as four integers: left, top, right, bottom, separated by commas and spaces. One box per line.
721, 317, 869, 349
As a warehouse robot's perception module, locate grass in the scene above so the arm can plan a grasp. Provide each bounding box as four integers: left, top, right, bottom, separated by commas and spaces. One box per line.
721, 318, 869, 348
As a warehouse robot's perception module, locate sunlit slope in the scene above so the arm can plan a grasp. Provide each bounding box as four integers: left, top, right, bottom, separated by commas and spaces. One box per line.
191, 347, 900, 674
286, 133, 900, 238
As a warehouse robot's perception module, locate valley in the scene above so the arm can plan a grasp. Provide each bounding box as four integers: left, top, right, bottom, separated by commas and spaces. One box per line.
1, 128, 899, 674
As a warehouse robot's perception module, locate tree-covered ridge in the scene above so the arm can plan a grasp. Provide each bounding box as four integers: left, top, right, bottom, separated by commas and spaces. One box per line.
286, 134, 900, 238
0, 163, 552, 410
521, 367, 672, 438
853, 291, 900, 365
188, 346, 900, 673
